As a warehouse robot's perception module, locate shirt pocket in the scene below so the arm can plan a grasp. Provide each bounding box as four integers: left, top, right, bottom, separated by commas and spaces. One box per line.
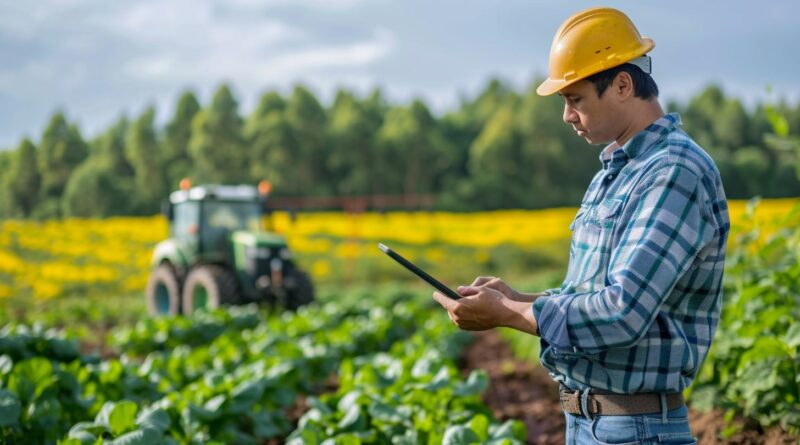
566, 198, 624, 289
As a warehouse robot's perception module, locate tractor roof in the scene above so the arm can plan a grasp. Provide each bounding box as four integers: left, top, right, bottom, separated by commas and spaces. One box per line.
170, 184, 260, 204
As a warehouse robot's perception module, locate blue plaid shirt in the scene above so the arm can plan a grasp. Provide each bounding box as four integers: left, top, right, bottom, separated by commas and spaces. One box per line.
532, 113, 729, 394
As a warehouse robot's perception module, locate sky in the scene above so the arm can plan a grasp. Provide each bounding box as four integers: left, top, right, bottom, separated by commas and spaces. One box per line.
1, 0, 799, 150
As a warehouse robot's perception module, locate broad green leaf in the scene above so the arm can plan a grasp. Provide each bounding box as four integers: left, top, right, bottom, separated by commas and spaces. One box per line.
336, 390, 364, 412
442, 425, 481, 445
203, 394, 227, 413
47, 337, 81, 361
488, 420, 526, 440
424, 367, 452, 391
0, 354, 12, 375
390, 429, 417, 445
368, 401, 409, 424
109, 400, 139, 436
454, 370, 488, 396
65, 430, 99, 445
109, 427, 161, 445
231, 379, 266, 412
320, 432, 363, 445
783, 324, 800, 349
286, 424, 324, 445
469, 414, 489, 441
187, 402, 221, 423
765, 105, 790, 137
136, 406, 171, 433
69, 421, 108, 437
307, 396, 334, 416
9, 357, 55, 403
251, 410, 283, 438
0, 389, 21, 427
410, 357, 434, 379
337, 405, 366, 432
737, 336, 790, 373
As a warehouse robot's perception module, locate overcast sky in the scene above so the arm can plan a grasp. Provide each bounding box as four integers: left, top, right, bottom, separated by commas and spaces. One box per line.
1, 0, 798, 149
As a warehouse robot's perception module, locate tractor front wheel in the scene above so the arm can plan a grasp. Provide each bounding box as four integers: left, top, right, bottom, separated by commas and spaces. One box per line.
181, 265, 239, 314
145, 264, 181, 316
285, 269, 314, 310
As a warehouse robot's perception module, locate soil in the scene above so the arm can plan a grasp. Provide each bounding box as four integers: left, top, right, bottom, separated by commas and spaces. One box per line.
462, 330, 798, 445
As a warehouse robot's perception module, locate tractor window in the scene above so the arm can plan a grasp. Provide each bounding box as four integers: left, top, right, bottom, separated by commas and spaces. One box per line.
203, 201, 262, 232
173, 201, 199, 240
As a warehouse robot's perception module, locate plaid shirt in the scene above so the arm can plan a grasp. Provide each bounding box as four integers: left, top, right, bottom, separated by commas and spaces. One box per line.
532, 113, 729, 394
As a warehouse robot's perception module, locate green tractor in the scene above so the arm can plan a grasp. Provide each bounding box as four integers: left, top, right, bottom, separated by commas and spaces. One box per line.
145, 181, 314, 315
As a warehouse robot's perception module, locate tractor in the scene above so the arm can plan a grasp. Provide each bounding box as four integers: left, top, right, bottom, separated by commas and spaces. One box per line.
145, 180, 314, 315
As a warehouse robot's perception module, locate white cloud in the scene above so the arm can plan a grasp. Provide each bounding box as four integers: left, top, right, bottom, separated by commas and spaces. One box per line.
125, 27, 393, 89
265, 28, 393, 74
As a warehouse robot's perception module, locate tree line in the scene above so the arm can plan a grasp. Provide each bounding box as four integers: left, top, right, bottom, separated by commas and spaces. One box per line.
1, 79, 798, 218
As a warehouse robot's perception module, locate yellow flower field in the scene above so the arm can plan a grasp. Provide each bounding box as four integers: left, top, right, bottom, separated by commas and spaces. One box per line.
0, 198, 796, 301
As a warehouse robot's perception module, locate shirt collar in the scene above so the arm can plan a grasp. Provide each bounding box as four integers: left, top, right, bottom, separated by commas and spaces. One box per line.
599, 112, 682, 172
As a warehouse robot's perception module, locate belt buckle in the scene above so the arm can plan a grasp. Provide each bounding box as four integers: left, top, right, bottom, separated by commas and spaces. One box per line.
559, 388, 581, 415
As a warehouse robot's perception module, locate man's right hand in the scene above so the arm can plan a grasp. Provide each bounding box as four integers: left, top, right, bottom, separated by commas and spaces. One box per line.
458, 276, 545, 303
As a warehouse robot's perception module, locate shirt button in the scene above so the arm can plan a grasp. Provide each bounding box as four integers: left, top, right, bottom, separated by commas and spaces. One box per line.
607, 174, 614, 180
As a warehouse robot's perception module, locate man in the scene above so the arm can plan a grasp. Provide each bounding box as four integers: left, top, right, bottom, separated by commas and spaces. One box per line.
432, 7, 729, 444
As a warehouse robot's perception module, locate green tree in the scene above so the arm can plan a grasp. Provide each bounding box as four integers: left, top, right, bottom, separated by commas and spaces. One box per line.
517, 82, 595, 207
126, 106, 166, 213
4, 138, 41, 217
0, 150, 10, 216
251, 113, 296, 193
37, 112, 88, 218
467, 103, 527, 209
92, 116, 134, 177
245, 91, 289, 185
164, 90, 201, 186
189, 84, 247, 184
379, 100, 454, 199
61, 158, 131, 217
326, 90, 383, 195
285, 85, 329, 195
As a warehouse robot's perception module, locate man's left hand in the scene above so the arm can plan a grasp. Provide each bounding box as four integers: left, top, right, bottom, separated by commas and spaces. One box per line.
432, 286, 508, 331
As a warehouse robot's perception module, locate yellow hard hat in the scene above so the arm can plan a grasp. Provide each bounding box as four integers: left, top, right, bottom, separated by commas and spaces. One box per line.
536, 7, 655, 96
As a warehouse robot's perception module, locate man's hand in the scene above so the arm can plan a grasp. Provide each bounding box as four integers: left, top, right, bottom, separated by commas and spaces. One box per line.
458, 276, 545, 303
432, 282, 539, 335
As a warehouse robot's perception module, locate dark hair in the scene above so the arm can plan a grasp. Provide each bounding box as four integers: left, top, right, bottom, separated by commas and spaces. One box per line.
586, 63, 659, 99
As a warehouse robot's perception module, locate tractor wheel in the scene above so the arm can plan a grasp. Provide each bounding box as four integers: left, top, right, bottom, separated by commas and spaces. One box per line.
285, 269, 314, 310
145, 264, 181, 316
181, 265, 240, 314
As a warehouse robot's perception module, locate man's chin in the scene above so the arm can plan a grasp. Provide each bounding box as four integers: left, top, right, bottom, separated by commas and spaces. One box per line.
585, 136, 612, 146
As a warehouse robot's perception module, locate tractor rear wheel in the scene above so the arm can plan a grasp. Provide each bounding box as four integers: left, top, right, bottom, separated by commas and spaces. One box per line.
181, 265, 239, 314
285, 269, 314, 310
145, 264, 181, 316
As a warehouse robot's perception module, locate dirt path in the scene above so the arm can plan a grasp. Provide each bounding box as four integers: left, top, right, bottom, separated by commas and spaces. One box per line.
461, 330, 565, 444
462, 330, 797, 445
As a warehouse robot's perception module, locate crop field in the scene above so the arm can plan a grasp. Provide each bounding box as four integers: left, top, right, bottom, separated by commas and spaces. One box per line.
0, 198, 799, 444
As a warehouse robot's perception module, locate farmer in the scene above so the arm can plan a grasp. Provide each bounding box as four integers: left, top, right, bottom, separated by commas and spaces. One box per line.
432, 7, 729, 443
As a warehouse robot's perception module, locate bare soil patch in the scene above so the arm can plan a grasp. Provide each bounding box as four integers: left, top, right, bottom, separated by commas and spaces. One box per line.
462, 330, 797, 445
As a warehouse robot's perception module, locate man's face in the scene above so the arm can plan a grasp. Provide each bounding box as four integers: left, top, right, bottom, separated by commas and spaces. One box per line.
559, 79, 620, 145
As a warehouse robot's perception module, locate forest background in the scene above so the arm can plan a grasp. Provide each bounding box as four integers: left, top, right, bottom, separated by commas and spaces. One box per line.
1, 79, 799, 218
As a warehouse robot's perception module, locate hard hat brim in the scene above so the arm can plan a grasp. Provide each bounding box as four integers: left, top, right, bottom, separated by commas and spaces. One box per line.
536, 79, 567, 97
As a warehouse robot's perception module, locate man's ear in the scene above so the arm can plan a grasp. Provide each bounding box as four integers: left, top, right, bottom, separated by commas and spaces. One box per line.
614, 71, 634, 101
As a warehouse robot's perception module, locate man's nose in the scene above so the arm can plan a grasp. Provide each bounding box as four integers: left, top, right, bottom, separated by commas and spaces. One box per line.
563, 104, 578, 124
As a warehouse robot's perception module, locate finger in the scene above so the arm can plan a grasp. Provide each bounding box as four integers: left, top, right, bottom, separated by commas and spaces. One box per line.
432, 291, 458, 311
456, 285, 480, 297
469, 276, 495, 287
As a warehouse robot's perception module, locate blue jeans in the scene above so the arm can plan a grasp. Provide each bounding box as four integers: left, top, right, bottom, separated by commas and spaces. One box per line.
565, 403, 696, 444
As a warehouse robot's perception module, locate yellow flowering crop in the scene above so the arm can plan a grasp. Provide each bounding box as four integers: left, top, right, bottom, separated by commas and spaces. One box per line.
0, 199, 795, 301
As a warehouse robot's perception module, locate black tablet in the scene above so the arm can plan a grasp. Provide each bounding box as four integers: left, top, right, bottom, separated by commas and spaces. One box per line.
377, 243, 462, 300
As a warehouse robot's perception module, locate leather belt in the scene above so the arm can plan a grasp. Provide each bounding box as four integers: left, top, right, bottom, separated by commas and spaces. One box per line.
559, 387, 684, 416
